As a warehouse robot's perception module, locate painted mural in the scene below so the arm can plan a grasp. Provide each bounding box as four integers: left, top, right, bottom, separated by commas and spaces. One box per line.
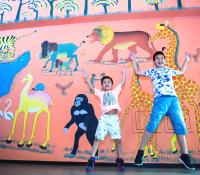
0, 0, 199, 24
0, 1, 199, 165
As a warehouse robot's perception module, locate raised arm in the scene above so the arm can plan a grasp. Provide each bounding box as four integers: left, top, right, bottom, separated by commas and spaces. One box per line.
176, 52, 191, 76
81, 69, 95, 93
121, 66, 126, 87
130, 53, 146, 76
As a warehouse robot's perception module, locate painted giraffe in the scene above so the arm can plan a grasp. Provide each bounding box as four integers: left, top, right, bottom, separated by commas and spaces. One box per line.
150, 21, 200, 152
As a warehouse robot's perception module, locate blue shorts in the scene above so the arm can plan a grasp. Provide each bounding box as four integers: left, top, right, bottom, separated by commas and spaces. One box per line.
146, 96, 187, 135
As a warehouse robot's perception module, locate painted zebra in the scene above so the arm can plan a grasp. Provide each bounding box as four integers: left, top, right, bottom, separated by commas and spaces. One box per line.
0, 30, 37, 61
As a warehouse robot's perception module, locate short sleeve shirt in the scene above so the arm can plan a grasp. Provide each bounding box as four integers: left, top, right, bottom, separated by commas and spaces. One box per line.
144, 66, 179, 98
94, 84, 122, 114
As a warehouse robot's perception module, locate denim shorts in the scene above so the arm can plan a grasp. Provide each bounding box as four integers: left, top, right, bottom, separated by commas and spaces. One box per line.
146, 96, 187, 135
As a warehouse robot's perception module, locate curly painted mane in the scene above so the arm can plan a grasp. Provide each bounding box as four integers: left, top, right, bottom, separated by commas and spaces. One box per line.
94, 25, 114, 45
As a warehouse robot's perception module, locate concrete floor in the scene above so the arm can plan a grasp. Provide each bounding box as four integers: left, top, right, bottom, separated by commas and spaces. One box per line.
0, 163, 199, 175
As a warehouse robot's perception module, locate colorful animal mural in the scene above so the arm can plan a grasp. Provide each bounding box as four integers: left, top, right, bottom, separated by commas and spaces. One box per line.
0, 1, 198, 24
0, 51, 31, 97
55, 81, 73, 96
0, 4, 199, 164
0, 98, 14, 120
55, 53, 73, 76
6, 73, 52, 150
87, 25, 156, 63
0, 31, 36, 61
41, 40, 85, 72
64, 94, 98, 158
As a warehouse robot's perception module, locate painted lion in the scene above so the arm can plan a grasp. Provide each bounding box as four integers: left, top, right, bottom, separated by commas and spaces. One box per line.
88, 25, 156, 63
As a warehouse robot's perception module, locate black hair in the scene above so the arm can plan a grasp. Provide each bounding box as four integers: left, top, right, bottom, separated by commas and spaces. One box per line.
101, 76, 113, 85
153, 47, 166, 61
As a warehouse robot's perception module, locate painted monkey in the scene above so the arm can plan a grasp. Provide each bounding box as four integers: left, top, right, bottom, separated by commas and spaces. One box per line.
64, 94, 98, 157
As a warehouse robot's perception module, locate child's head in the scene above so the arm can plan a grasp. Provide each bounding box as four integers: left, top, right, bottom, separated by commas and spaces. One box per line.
153, 51, 166, 68
101, 76, 113, 91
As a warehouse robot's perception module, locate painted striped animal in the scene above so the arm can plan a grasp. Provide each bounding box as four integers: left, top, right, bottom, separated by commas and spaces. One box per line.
0, 30, 37, 61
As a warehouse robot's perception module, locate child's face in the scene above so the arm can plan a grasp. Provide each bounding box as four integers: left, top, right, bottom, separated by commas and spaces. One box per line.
102, 78, 113, 91
154, 54, 166, 68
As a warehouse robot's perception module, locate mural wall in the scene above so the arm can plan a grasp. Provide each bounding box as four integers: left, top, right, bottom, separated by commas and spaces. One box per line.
0, 1, 200, 164
0, 0, 200, 24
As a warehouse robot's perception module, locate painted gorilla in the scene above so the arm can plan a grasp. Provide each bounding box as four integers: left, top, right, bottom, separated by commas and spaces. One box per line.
64, 94, 98, 158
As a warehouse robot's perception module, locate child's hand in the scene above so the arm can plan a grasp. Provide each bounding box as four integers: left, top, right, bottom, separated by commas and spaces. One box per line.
185, 52, 191, 62
80, 69, 88, 79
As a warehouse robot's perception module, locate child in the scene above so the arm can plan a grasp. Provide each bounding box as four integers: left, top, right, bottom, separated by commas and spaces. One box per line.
131, 51, 195, 170
81, 67, 126, 172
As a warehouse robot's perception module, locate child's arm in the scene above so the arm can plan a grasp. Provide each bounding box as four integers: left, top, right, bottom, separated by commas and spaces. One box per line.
81, 69, 95, 93
130, 53, 146, 76
176, 53, 191, 75
121, 66, 126, 87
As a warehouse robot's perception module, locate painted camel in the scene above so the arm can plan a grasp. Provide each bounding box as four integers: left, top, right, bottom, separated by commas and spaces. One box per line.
150, 22, 200, 152
6, 73, 52, 150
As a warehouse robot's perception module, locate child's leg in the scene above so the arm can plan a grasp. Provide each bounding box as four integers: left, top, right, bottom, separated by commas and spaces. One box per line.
108, 115, 122, 158
134, 131, 153, 166
114, 139, 122, 158
143, 97, 170, 150
177, 135, 188, 154
139, 131, 153, 150
108, 114, 125, 171
86, 139, 101, 172
114, 139, 125, 171
138, 97, 167, 151
135, 97, 170, 166
91, 139, 101, 157
166, 97, 195, 170
86, 114, 108, 172
90, 114, 107, 157
178, 135, 195, 170
166, 97, 189, 154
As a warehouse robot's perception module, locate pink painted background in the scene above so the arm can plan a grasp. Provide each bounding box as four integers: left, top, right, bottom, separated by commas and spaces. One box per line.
0, 3, 200, 164
1, 0, 200, 23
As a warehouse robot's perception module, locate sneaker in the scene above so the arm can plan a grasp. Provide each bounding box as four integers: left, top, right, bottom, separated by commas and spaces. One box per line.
116, 157, 125, 172
178, 154, 195, 171
86, 157, 95, 172
134, 149, 144, 166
